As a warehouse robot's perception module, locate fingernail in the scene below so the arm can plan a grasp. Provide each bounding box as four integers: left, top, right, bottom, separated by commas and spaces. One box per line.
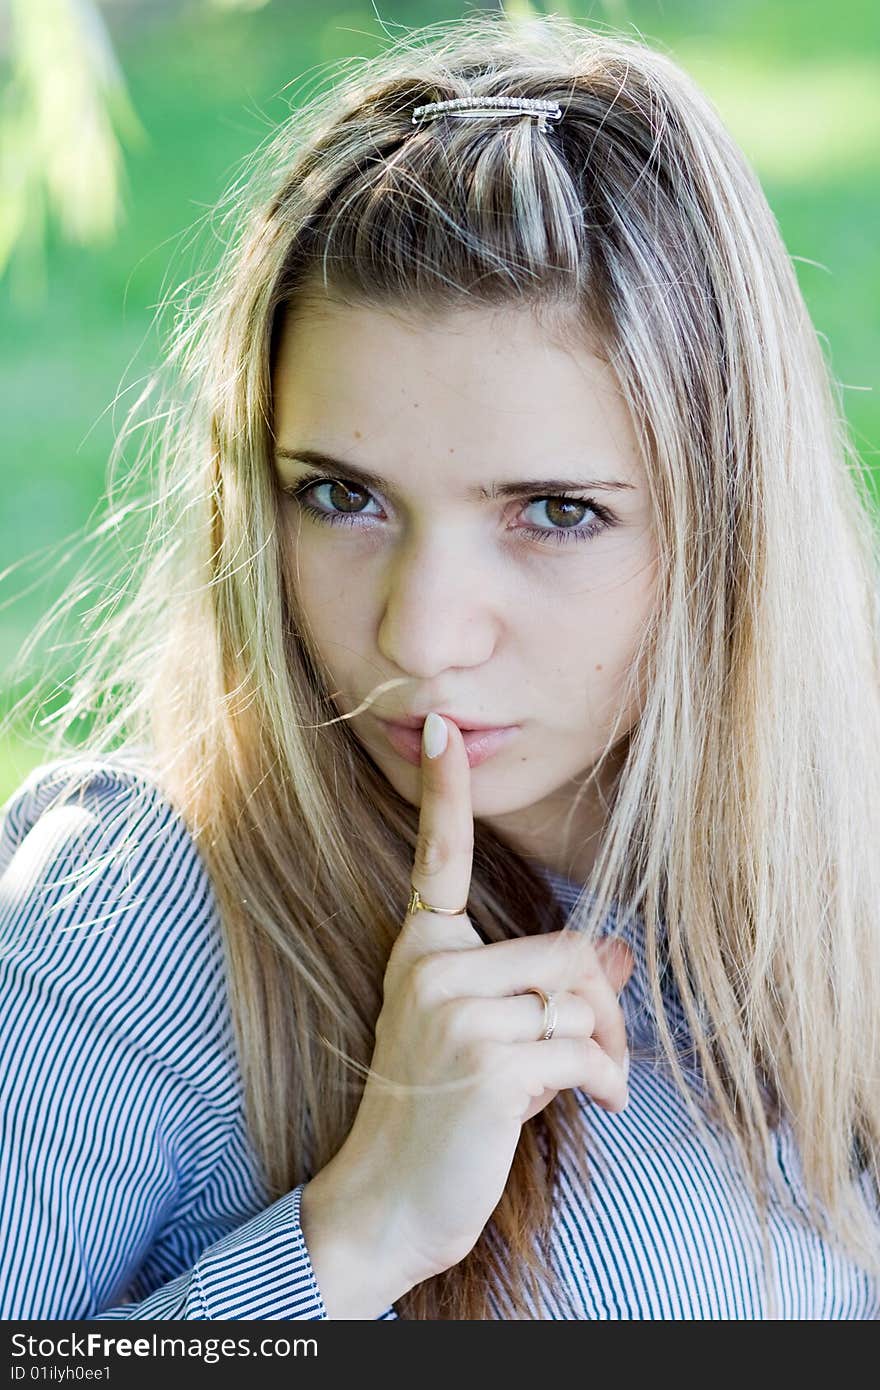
423, 712, 448, 759
622, 1046, 631, 1083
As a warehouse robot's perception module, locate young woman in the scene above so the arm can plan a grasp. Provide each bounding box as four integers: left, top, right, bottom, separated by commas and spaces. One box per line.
1, 13, 878, 1320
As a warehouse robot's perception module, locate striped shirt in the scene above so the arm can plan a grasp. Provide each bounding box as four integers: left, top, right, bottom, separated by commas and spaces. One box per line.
1, 753, 877, 1319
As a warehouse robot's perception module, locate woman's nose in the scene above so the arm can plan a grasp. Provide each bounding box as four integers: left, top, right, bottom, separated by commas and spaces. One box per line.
376, 532, 499, 677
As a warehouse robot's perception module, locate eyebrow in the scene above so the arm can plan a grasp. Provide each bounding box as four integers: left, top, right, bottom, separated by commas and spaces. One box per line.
274, 448, 637, 500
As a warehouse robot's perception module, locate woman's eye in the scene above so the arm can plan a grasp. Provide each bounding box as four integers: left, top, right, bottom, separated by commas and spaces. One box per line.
283, 474, 616, 547
518, 495, 611, 543
296, 478, 379, 519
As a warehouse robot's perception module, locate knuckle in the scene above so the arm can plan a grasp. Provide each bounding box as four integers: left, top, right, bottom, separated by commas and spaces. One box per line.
575, 933, 603, 966
438, 998, 472, 1046
413, 827, 472, 879
551, 932, 594, 983
408, 952, 453, 1008
413, 831, 451, 878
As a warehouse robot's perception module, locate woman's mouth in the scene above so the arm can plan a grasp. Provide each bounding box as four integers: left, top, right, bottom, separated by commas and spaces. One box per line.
376, 718, 521, 769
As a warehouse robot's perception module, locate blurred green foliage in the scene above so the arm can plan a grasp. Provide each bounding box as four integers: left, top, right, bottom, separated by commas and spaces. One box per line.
0, 0, 145, 289
1, 0, 878, 801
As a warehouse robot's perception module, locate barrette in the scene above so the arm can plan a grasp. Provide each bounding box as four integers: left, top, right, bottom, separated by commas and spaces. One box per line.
411, 95, 564, 135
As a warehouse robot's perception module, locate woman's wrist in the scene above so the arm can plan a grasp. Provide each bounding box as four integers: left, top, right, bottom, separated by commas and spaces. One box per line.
299, 1154, 422, 1318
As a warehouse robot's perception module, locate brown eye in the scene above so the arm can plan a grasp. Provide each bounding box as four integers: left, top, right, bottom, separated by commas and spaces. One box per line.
537, 497, 591, 529
517, 495, 615, 546
286, 475, 383, 527
321, 480, 371, 514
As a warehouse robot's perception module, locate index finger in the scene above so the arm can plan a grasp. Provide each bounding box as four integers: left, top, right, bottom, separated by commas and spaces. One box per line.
406, 712, 477, 948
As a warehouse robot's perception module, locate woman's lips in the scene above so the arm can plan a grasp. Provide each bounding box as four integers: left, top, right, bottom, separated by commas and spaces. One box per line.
377, 718, 521, 769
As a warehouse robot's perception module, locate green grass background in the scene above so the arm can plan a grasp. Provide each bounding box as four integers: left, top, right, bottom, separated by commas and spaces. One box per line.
1, 0, 878, 804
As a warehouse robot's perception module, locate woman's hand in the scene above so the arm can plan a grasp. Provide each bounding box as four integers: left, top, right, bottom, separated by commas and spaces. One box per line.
301, 713, 633, 1314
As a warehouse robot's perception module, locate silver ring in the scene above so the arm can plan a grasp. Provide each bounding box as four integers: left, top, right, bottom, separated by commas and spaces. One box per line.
525, 987, 558, 1041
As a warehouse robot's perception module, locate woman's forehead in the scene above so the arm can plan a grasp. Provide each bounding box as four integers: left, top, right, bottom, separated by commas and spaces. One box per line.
272, 297, 639, 482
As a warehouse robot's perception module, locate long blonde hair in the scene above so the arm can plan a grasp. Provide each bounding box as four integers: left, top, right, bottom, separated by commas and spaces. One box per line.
5, 12, 880, 1318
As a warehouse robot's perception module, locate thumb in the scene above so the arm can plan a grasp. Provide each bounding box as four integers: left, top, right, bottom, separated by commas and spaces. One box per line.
594, 936, 635, 997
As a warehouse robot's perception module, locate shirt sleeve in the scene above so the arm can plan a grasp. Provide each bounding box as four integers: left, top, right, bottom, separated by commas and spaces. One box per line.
0, 756, 398, 1321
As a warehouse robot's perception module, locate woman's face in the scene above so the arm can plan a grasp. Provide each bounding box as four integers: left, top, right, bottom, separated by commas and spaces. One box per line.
272, 297, 659, 881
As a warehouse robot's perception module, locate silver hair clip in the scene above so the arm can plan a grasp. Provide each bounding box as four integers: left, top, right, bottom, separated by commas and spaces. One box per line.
411, 95, 563, 135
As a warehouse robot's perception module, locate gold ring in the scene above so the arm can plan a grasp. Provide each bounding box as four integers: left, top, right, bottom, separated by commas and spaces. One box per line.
407, 884, 468, 917
524, 987, 558, 1041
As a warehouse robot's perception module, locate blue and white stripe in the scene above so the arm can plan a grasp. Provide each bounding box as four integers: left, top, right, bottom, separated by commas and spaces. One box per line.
1, 755, 876, 1319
